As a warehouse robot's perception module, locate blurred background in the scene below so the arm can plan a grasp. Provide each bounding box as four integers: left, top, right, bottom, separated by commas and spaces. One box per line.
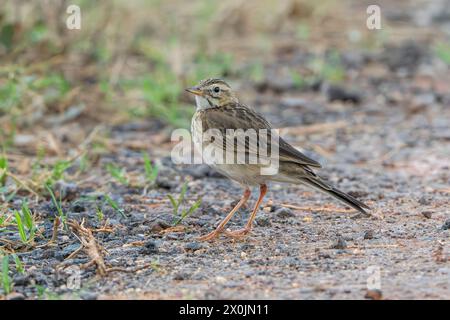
0, 0, 449, 300
1, 0, 449, 191
1, 0, 449, 165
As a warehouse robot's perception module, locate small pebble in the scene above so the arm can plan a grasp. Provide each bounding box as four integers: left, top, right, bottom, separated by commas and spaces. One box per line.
330, 236, 347, 249
275, 207, 294, 218
72, 203, 86, 213
13, 274, 31, 286
184, 242, 204, 252
421, 211, 432, 219
6, 292, 25, 300
326, 84, 362, 103
268, 204, 281, 212
255, 216, 271, 227
173, 272, 188, 281
80, 292, 98, 300
166, 233, 182, 240
53, 181, 79, 201
140, 240, 158, 254
365, 289, 383, 300
149, 219, 170, 232
441, 219, 450, 230
364, 230, 374, 240
418, 196, 431, 206
318, 252, 332, 259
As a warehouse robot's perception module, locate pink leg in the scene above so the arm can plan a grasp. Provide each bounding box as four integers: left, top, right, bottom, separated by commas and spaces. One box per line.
197, 188, 251, 241
225, 184, 267, 239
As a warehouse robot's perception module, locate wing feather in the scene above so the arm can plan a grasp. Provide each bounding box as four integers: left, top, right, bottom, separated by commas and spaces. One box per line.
199, 104, 322, 168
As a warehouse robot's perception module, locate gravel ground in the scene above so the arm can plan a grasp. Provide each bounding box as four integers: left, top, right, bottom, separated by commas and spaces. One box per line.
4, 38, 450, 300
2, 1, 450, 300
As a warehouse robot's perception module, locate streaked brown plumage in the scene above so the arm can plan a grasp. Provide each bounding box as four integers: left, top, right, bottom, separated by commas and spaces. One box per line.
186, 78, 370, 241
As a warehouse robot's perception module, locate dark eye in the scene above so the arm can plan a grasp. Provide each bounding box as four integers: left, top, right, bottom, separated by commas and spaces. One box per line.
213, 86, 220, 93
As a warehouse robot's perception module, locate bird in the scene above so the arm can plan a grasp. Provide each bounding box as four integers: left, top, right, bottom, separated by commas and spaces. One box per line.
186, 78, 370, 241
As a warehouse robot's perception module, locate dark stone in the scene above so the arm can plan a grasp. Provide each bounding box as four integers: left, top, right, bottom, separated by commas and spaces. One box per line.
268, 205, 281, 213
275, 207, 294, 218
382, 41, 426, 72
421, 211, 432, 219
364, 230, 374, 240
173, 272, 189, 281
418, 196, 431, 206
6, 292, 25, 300
326, 85, 362, 103
140, 240, 158, 254
149, 219, 170, 232
330, 236, 347, 249
53, 181, 79, 201
255, 216, 271, 227
240, 244, 255, 251
318, 252, 332, 259
184, 242, 205, 252
80, 292, 98, 300
365, 289, 383, 300
441, 219, 450, 230
41, 249, 55, 259
166, 233, 182, 240
132, 225, 150, 233
71, 202, 86, 213
13, 274, 31, 286
155, 176, 176, 189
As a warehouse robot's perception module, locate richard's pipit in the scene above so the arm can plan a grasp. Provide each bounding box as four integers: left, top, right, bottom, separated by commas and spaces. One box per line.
186, 78, 370, 241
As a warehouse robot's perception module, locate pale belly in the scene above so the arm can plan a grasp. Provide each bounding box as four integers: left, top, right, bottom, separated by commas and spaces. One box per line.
191, 114, 271, 185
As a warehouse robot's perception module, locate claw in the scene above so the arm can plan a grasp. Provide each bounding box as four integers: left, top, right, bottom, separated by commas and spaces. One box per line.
197, 230, 222, 241
224, 228, 251, 240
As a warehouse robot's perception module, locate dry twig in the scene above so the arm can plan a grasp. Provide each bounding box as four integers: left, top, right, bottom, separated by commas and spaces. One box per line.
69, 220, 107, 276
280, 203, 355, 213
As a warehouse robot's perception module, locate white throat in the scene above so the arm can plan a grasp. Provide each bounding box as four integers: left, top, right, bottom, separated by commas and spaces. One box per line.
195, 95, 213, 110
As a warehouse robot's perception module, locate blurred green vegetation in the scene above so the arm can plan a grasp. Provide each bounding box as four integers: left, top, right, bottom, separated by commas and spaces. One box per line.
435, 42, 450, 65
0, 0, 363, 138
0, 0, 448, 202
0, 1, 245, 133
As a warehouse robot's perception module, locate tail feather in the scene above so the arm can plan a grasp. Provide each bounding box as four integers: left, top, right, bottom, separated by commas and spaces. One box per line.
301, 177, 370, 215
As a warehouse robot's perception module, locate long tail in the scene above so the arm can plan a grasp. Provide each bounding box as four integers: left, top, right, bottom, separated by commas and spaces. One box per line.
300, 176, 370, 215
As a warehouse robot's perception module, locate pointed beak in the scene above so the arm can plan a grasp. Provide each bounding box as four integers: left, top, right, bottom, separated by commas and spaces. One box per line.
185, 87, 203, 96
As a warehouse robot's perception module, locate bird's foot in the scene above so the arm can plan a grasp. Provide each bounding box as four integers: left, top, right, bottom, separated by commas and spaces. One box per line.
197, 229, 223, 241
224, 227, 251, 240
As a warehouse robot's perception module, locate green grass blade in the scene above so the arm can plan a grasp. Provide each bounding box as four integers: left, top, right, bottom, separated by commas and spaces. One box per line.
174, 198, 202, 225
186, 198, 202, 217
45, 184, 66, 229
167, 194, 178, 214
142, 152, 158, 182
178, 182, 187, 204
104, 195, 126, 219
21, 201, 33, 230
0, 155, 7, 186
14, 210, 27, 243
106, 163, 129, 185
12, 254, 24, 274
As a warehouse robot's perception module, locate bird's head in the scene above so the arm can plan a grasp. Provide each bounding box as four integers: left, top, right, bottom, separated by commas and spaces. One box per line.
186, 78, 238, 109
